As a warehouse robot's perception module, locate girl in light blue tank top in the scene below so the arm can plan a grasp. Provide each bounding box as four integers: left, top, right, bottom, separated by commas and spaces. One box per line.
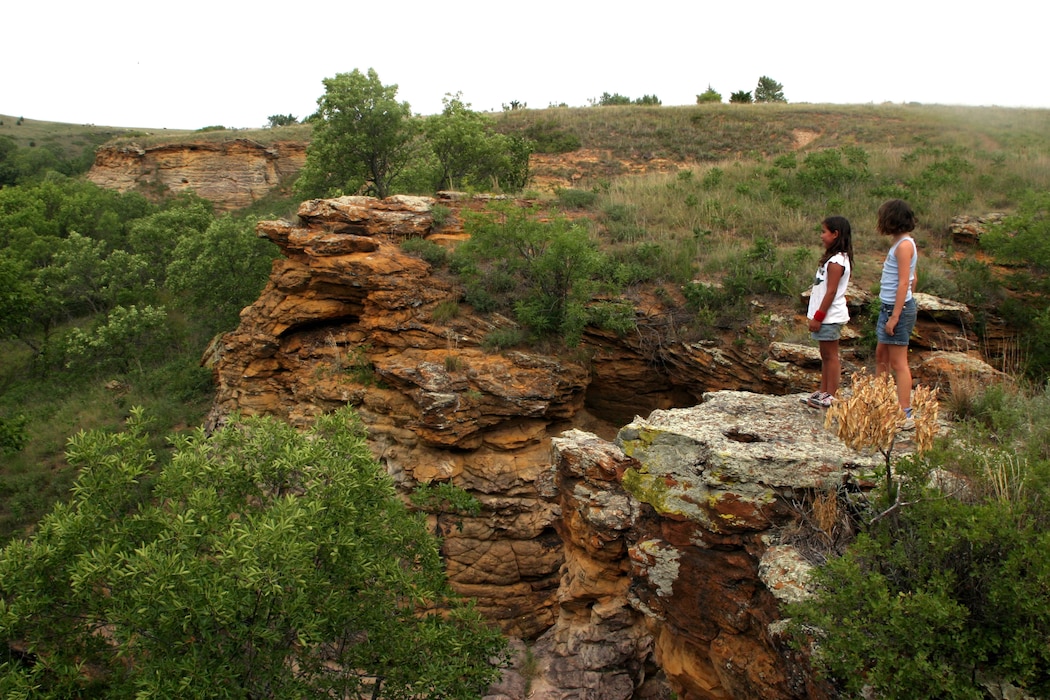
874, 199, 919, 422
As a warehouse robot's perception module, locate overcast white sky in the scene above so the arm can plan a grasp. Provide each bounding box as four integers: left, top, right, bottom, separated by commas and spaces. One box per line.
4, 0, 1045, 130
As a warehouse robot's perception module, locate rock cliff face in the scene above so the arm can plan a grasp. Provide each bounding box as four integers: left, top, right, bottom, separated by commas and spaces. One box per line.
87, 139, 306, 211
527, 394, 883, 700
206, 194, 992, 698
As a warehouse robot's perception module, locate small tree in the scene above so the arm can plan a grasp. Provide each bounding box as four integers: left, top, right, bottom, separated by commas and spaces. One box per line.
596, 92, 633, 106
294, 68, 420, 199
165, 214, 277, 336
754, 75, 787, 103
0, 407, 507, 698
266, 113, 298, 127
453, 205, 601, 344
696, 86, 722, 104
729, 90, 753, 104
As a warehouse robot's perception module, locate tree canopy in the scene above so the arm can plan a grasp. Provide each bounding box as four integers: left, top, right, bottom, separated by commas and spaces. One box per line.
0, 406, 507, 698
755, 76, 787, 103
294, 68, 420, 199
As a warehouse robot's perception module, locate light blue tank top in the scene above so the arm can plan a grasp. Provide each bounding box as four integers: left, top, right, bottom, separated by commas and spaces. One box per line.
879, 236, 917, 304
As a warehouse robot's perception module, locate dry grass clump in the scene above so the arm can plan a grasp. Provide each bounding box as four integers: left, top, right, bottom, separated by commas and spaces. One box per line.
824, 370, 939, 454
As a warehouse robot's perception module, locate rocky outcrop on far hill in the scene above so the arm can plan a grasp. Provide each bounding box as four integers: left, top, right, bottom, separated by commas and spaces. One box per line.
87, 138, 306, 211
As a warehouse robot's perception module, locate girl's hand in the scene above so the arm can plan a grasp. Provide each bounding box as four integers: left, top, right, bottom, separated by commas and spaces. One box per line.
885, 316, 898, 335
808, 318, 822, 332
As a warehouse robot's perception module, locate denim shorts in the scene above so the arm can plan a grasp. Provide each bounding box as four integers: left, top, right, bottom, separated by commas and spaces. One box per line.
811, 323, 843, 342
876, 298, 917, 345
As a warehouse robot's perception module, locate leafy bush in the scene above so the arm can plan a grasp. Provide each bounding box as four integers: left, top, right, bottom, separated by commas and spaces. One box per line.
0, 406, 507, 697
453, 205, 602, 345
793, 148, 871, 196
0, 414, 27, 455
722, 238, 810, 299
401, 236, 449, 267
555, 188, 598, 209
696, 86, 722, 104
791, 385, 1050, 699
597, 92, 632, 106
60, 304, 172, 375
481, 327, 526, 352
523, 119, 581, 154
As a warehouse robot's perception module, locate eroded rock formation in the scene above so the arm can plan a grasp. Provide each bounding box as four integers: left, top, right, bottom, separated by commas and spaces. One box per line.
87, 139, 306, 211
206, 194, 997, 698
525, 393, 883, 699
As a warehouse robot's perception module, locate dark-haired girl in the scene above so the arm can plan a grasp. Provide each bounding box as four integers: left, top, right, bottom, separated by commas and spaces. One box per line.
875, 199, 918, 425
803, 215, 853, 409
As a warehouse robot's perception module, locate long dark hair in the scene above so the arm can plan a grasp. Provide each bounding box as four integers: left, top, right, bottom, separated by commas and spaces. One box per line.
820, 215, 854, 267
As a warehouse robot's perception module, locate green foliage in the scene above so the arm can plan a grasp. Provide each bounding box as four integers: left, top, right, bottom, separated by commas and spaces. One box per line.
523, 119, 581, 154
295, 68, 420, 199
165, 214, 277, 336
790, 384, 1050, 699
430, 203, 452, 227
696, 86, 722, 104
981, 191, 1050, 378
425, 93, 500, 191
0, 406, 506, 697
555, 188, 599, 209
480, 327, 527, 352
60, 304, 172, 375
587, 300, 637, 335
126, 195, 214, 278
597, 92, 633, 106
431, 299, 460, 322
729, 90, 753, 104
982, 190, 1050, 275
410, 481, 482, 517
400, 236, 449, 267
0, 414, 27, 455
754, 76, 786, 103
453, 205, 602, 345
266, 114, 298, 127
723, 238, 810, 298
793, 148, 872, 196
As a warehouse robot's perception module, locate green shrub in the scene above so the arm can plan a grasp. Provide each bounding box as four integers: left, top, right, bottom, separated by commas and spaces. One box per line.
400, 236, 449, 266
555, 188, 599, 209
0, 407, 507, 697
431, 299, 460, 322
587, 300, 637, 335
790, 386, 1050, 699
454, 205, 601, 345
523, 119, 581, 153
0, 414, 28, 455
701, 167, 724, 190
481, 327, 526, 352
431, 203, 452, 226
696, 86, 722, 104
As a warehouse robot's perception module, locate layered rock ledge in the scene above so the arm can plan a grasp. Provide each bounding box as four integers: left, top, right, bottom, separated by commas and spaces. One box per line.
520, 392, 880, 700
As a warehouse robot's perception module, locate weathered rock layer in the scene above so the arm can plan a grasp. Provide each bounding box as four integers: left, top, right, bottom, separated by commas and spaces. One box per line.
87, 139, 306, 211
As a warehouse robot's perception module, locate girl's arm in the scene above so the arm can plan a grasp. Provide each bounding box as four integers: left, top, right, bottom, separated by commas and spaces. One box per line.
884, 240, 914, 335
808, 261, 845, 331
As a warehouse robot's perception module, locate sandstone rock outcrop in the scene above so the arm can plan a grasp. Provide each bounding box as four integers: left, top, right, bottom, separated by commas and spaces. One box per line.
87, 139, 306, 211
206, 194, 987, 698
518, 392, 882, 700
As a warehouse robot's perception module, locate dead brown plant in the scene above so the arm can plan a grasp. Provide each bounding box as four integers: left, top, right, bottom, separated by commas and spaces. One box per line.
824, 370, 940, 512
